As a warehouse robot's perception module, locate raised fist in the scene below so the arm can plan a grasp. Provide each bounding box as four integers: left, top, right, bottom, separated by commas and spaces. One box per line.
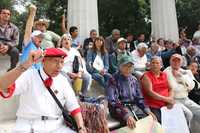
29, 4, 37, 14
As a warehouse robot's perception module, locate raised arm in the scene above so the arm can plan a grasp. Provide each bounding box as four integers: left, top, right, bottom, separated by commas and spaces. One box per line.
61, 15, 67, 34
0, 50, 43, 92
23, 5, 37, 45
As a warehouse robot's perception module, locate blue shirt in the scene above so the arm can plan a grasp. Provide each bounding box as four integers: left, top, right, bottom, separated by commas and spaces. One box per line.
146, 50, 162, 62
72, 37, 80, 48
20, 40, 42, 69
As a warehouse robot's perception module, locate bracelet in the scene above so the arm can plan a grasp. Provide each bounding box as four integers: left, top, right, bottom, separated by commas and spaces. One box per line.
17, 64, 28, 72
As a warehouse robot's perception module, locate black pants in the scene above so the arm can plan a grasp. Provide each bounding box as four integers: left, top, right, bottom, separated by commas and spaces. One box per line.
150, 107, 161, 124
6, 46, 19, 70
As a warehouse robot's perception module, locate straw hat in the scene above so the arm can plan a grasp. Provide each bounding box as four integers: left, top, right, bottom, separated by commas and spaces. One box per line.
34, 19, 49, 28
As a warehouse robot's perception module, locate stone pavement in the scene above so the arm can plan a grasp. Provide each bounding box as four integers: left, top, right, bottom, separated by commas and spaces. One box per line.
0, 55, 18, 132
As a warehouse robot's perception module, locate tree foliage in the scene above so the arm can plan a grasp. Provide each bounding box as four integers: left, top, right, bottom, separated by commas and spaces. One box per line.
98, 0, 150, 37
176, 0, 200, 38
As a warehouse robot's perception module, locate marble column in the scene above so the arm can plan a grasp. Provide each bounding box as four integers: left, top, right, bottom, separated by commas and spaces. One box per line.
150, 0, 179, 42
67, 0, 99, 42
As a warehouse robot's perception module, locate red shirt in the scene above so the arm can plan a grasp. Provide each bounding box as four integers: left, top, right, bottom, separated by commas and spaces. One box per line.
141, 71, 169, 108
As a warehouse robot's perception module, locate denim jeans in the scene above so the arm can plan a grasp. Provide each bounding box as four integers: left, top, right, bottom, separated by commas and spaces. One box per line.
91, 72, 112, 88
81, 72, 92, 95
7, 46, 19, 70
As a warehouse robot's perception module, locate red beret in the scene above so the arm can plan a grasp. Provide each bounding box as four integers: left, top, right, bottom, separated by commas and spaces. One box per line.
44, 48, 67, 58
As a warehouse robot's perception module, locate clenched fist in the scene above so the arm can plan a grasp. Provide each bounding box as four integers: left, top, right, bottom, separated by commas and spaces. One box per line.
29, 4, 37, 15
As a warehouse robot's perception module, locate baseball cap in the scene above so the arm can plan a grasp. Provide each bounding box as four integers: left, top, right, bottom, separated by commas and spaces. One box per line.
31, 30, 44, 38
118, 54, 134, 66
171, 54, 182, 61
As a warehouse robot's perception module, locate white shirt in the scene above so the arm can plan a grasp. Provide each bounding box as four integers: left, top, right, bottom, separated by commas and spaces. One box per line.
193, 30, 200, 43
131, 50, 147, 70
13, 68, 79, 119
62, 47, 83, 73
164, 67, 195, 99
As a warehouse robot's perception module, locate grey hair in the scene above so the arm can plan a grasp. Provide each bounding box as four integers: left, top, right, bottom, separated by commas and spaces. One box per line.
150, 56, 163, 64
112, 29, 120, 35
90, 29, 97, 34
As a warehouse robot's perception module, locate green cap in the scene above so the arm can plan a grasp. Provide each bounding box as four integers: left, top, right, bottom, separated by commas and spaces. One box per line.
118, 54, 134, 66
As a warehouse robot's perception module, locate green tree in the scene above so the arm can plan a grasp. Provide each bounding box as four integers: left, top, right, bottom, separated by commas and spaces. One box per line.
98, 0, 150, 38
176, 0, 200, 38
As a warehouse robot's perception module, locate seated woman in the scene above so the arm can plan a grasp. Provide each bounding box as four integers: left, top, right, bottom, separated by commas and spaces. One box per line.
140, 56, 175, 123
106, 54, 156, 129
61, 34, 92, 95
86, 37, 111, 88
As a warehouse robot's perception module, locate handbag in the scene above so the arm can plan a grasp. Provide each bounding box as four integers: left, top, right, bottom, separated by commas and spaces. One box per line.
73, 55, 80, 73
79, 95, 110, 133
93, 53, 104, 71
73, 77, 83, 94
38, 70, 78, 131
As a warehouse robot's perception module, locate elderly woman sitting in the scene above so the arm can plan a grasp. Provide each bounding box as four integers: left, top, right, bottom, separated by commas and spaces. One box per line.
106, 54, 156, 129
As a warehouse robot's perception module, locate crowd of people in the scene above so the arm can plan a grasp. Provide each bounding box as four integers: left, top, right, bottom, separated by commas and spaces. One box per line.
1, 4, 200, 133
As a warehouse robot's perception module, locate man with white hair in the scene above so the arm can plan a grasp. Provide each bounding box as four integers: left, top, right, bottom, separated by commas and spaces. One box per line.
20, 5, 44, 69
131, 42, 148, 78
193, 24, 200, 44
164, 54, 200, 133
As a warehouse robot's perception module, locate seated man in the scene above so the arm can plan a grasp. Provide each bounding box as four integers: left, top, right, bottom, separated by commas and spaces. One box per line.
106, 54, 156, 129
164, 54, 200, 132
0, 7, 19, 70
0, 48, 86, 133
141, 56, 175, 123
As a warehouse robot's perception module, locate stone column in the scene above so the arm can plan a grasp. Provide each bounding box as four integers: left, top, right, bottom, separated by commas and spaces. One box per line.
150, 0, 179, 42
67, 0, 99, 42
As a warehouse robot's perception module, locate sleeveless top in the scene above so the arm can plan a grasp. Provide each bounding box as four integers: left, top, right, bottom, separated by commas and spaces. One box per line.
141, 71, 169, 108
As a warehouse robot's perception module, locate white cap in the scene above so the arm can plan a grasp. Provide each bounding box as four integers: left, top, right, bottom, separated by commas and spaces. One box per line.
117, 37, 127, 44
31, 30, 44, 38
137, 42, 148, 49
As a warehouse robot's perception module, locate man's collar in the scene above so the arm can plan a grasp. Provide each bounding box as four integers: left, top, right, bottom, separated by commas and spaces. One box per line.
0, 22, 11, 28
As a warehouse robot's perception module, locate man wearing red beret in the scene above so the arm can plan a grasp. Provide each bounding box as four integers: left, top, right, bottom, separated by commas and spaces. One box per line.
0, 48, 86, 133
